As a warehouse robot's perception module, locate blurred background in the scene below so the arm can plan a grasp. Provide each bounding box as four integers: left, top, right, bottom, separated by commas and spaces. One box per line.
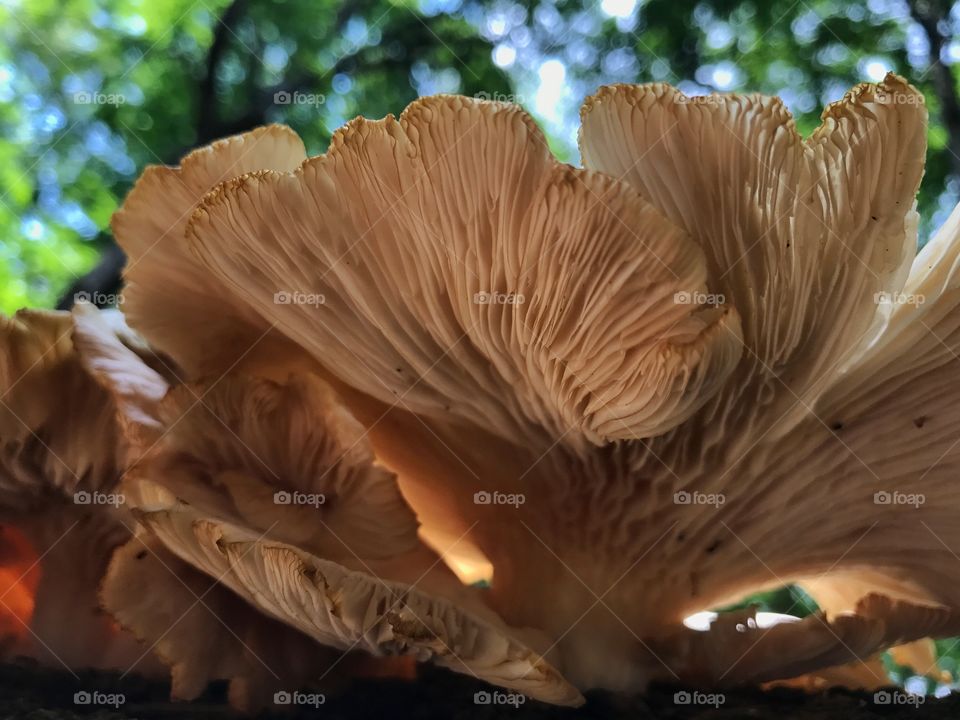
4, 0, 960, 311
1, 0, 959, 694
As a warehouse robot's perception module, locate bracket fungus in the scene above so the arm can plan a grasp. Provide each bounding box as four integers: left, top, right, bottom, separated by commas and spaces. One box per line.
5, 73, 960, 709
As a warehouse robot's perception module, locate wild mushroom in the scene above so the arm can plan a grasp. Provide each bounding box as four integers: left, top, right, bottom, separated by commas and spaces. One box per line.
0, 306, 164, 672
96, 73, 960, 704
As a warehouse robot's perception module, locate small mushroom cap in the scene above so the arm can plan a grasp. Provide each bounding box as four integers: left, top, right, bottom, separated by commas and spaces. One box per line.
113, 124, 307, 378
102, 529, 348, 711
100, 363, 582, 706
134, 500, 582, 705
0, 307, 163, 672
0, 310, 119, 501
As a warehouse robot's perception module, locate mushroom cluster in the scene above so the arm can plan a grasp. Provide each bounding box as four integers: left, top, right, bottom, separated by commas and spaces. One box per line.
3, 73, 960, 708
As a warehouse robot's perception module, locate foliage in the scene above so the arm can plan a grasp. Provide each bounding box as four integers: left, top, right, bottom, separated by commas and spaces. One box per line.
3, 0, 960, 311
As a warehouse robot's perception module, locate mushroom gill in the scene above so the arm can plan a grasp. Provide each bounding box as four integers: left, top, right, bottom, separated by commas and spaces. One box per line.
16, 73, 960, 708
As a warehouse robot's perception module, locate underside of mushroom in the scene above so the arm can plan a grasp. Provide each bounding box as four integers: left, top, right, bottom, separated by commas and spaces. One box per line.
3, 73, 960, 709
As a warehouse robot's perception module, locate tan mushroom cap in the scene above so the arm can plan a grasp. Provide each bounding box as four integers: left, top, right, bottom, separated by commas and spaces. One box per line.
101, 76, 960, 704
184, 96, 742, 450
0, 307, 162, 672
766, 196, 960, 631
579, 73, 927, 455
129, 372, 420, 562
685, 192, 960, 652
113, 124, 307, 379
102, 529, 347, 712
564, 76, 960, 685
133, 498, 582, 706
0, 310, 119, 502
91, 357, 581, 705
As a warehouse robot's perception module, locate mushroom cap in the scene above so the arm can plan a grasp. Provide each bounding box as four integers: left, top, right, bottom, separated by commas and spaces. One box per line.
131, 498, 582, 705
183, 95, 743, 450
90, 355, 582, 705
99, 74, 960, 705
113, 124, 307, 379
0, 307, 164, 672
102, 528, 350, 711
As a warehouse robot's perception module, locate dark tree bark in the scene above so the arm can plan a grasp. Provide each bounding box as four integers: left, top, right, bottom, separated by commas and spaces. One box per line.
196, 0, 248, 144
55, 242, 125, 310
909, 0, 960, 177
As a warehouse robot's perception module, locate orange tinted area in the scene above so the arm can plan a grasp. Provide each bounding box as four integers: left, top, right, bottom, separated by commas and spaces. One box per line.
350, 655, 417, 681
0, 526, 40, 643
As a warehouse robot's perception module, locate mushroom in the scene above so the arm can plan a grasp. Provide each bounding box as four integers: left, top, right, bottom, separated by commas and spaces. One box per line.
93, 73, 960, 704
0, 306, 164, 672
